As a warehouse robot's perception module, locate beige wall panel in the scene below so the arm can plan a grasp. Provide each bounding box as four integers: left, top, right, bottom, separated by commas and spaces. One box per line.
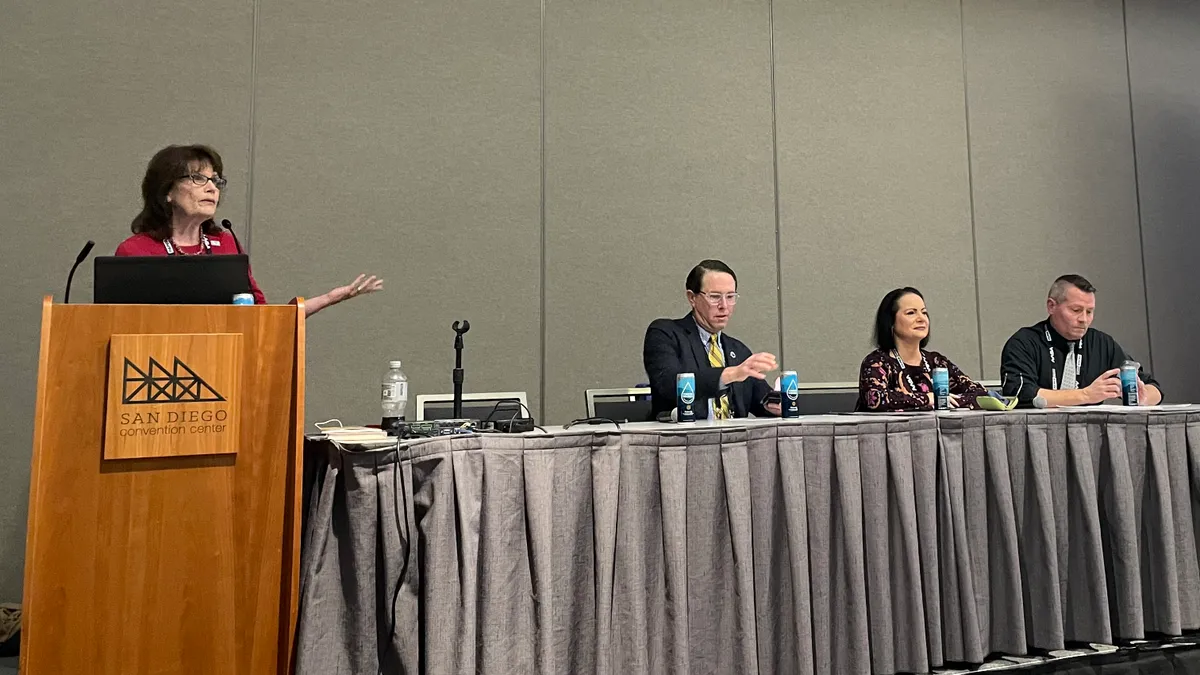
1126, 0, 1200, 401
0, 0, 253, 600
251, 0, 542, 423
965, 0, 1149, 378
775, 0, 980, 384
543, 0, 778, 424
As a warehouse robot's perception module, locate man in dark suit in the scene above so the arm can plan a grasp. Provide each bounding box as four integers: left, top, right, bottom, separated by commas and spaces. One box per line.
643, 259, 780, 420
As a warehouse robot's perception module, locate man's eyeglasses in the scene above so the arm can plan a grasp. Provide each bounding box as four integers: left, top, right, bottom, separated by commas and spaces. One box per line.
695, 292, 739, 306
181, 173, 228, 189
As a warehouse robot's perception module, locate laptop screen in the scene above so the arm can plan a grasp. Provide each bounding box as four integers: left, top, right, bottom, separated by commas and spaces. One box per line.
93, 255, 252, 304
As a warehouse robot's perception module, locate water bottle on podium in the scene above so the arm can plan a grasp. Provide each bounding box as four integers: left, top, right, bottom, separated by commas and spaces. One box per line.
381, 360, 409, 432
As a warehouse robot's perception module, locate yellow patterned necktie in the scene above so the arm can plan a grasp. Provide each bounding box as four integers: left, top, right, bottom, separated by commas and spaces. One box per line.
707, 335, 731, 419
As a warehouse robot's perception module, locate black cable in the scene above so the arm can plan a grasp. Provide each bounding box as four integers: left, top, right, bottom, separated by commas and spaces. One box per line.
507, 400, 534, 425
473, 399, 547, 434
508, 400, 549, 433
379, 441, 414, 674
563, 416, 622, 430
378, 404, 539, 672
481, 397, 524, 423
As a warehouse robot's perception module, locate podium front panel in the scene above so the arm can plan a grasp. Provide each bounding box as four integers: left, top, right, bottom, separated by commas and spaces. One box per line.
22, 301, 304, 675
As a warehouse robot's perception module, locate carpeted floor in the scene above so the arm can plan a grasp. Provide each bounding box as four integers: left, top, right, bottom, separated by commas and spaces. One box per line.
928, 636, 1200, 674
1, 640, 1198, 673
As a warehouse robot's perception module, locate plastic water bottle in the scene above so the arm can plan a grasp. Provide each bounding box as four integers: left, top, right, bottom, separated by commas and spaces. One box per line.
381, 360, 408, 430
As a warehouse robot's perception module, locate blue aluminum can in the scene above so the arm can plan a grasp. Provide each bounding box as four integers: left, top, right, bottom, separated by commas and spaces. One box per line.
1121, 361, 1139, 406
676, 373, 696, 423
932, 367, 950, 410
781, 370, 800, 418
232, 293, 255, 305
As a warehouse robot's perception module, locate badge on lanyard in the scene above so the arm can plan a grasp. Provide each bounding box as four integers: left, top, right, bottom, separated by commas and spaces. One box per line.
163, 233, 214, 256
1044, 327, 1083, 390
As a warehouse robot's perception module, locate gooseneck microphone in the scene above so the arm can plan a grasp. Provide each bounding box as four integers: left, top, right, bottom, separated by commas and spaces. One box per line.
64, 240, 95, 304
221, 219, 245, 255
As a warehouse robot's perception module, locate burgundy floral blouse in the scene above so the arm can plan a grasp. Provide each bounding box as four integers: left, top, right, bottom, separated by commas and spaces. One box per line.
855, 348, 987, 412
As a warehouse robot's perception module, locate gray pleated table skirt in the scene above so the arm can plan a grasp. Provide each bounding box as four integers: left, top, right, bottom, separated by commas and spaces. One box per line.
295, 408, 1200, 675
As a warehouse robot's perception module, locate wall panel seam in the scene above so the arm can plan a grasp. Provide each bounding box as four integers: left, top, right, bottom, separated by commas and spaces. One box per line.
538, 0, 548, 422
1122, 0, 1154, 373
959, 0, 985, 376
769, 0, 785, 367
245, 0, 260, 251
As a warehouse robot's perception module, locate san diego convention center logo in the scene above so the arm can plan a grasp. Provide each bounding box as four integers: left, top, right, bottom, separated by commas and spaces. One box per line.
117, 356, 230, 436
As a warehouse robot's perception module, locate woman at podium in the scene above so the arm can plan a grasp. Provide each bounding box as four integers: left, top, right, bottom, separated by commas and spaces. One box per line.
116, 144, 382, 316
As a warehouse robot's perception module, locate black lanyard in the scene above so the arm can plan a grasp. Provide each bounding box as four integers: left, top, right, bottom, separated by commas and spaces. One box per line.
891, 349, 931, 394
163, 233, 213, 256
1044, 327, 1082, 390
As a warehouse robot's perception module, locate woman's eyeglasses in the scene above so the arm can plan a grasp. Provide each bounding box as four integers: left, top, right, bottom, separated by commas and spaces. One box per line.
180, 173, 227, 189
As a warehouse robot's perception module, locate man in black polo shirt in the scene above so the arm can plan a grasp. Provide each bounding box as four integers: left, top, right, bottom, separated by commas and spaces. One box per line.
1000, 274, 1162, 407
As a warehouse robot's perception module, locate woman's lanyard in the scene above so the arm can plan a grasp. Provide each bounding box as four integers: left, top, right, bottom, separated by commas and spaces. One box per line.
163, 233, 213, 256
1044, 327, 1083, 390
891, 349, 931, 394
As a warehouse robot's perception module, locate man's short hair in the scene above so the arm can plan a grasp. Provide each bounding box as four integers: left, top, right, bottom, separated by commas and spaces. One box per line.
1049, 274, 1097, 302
686, 259, 738, 294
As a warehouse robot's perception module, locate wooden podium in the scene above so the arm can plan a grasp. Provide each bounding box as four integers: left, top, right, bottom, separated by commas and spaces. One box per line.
21, 298, 306, 675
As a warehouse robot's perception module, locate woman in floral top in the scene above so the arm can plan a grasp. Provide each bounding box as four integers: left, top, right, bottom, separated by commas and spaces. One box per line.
856, 287, 986, 412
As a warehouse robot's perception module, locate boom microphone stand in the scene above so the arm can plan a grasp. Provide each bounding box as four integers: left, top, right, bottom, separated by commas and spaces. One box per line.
452, 320, 470, 418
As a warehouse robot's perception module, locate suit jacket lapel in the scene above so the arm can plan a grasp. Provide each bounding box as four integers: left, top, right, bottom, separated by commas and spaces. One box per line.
679, 315, 750, 415
677, 315, 710, 372
721, 337, 744, 413
724, 339, 745, 368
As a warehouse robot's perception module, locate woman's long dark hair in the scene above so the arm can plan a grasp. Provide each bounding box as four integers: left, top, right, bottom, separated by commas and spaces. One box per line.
872, 287, 930, 351
130, 144, 224, 240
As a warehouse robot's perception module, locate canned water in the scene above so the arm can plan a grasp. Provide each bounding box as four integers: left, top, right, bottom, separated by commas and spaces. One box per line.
780, 370, 800, 418
932, 367, 950, 410
1121, 361, 1139, 406
676, 373, 697, 423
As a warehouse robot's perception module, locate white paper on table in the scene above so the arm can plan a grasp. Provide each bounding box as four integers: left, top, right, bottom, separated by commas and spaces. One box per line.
1055, 403, 1197, 412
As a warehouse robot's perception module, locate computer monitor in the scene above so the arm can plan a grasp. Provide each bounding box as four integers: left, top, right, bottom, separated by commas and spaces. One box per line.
93, 255, 251, 304
415, 392, 528, 421
796, 387, 860, 415
585, 387, 654, 422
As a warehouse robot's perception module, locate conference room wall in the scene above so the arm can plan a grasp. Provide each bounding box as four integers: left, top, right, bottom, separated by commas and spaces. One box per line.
1126, 0, 1200, 405
966, 0, 1152, 381
249, 0, 543, 426
0, 3, 254, 603
541, 0, 780, 425
774, 0, 981, 385
4, 0, 1197, 605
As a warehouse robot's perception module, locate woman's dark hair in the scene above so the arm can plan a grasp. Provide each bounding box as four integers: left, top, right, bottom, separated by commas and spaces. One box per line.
873, 287, 929, 351
130, 144, 225, 240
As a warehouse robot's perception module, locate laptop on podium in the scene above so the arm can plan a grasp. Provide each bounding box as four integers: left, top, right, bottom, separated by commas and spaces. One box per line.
93, 255, 251, 304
